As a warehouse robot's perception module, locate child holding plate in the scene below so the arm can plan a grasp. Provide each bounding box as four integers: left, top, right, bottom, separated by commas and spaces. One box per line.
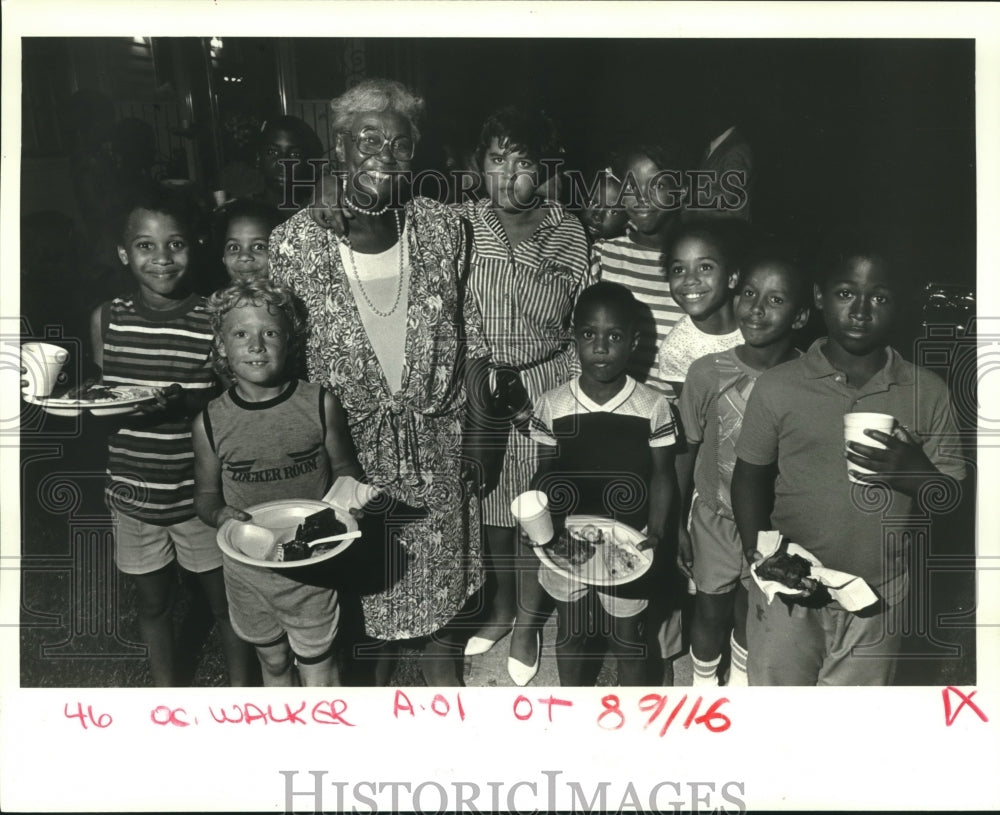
732, 231, 966, 685
528, 282, 678, 685
85, 184, 252, 687
192, 278, 365, 686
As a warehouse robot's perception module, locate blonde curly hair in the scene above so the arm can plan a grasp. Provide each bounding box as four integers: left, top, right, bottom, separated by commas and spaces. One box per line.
206, 279, 307, 381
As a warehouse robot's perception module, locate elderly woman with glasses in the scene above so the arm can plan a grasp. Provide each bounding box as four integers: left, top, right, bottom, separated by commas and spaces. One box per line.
269, 79, 489, 686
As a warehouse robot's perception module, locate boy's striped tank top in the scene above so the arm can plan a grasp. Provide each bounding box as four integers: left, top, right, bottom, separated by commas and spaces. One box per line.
102, 293, 216, 525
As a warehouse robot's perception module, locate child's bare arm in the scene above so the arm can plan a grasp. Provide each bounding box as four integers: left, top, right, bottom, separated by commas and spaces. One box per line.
89, 304, 104, 374
674, 440, 700, 576
64, 306, 104, 398
192, 412, 250, 527
643, 445, 676, 551
847, 426, 959, 498
731, 456, 777, 564
136, 381, 220, 418
323, 391, 364, 481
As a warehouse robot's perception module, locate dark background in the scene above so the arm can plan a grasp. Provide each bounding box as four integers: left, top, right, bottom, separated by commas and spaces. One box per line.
423, 38, 976, 291
22, 37, 976, 281
19, 37, 978, 687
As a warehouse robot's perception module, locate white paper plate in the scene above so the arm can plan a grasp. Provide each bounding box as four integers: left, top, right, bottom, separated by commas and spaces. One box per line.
26, 386, 158, 417
217, 499, 360, 569
534, 515, 651, 587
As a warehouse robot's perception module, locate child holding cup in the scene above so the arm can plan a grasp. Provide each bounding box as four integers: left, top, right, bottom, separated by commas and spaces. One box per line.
83, 184, 253, 687
20, 342, 69, 399
525, 282, 677, 686
731, 230, 966, 685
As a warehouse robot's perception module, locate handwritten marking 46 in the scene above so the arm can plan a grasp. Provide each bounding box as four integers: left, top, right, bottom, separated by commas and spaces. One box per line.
63, 703, 112, 729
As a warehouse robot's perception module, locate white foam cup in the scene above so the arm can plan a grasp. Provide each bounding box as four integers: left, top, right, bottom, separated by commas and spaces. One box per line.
843, 412, 896, 483
21, 342, 69, 398
510, 490, 553, 545
212, 189, 227, 207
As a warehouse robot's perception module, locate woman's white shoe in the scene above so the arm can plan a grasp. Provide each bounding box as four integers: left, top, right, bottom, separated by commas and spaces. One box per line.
507, 632, 540, 686
464, 622, 514, 656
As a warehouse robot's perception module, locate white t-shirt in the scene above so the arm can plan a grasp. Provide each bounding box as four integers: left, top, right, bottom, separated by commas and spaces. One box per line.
656, 315, 742, 385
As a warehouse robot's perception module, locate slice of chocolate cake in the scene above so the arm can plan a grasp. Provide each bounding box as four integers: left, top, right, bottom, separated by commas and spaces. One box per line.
756, 550, 813, 589
294, 508, 347, 543
549, 527, 599, 567
276, 508, 348, 562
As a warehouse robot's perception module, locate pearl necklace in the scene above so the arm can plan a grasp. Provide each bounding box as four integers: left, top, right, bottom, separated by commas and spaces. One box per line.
339, 209, 406, 318
342, 175, 391, 217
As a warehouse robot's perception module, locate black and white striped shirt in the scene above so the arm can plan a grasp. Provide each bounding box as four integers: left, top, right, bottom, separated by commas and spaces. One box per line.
457, 199, 593, 374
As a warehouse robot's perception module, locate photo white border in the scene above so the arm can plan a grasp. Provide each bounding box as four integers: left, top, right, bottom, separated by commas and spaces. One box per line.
2, 2, 999, 811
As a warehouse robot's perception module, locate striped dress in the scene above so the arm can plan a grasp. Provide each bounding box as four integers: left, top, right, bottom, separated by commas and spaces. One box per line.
101, 293, 217, 525
456, 199, 594, 527
593, 236, 685, 397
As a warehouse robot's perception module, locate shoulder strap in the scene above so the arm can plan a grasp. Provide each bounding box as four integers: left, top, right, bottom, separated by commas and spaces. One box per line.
318, 384, 328, 437
201, 403, 217, 453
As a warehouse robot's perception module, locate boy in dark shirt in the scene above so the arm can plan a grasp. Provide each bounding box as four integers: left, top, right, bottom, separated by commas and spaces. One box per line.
530, 282, 678, 685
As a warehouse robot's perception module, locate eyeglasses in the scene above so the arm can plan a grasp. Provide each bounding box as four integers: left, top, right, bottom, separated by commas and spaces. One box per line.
344, 127, 415, 161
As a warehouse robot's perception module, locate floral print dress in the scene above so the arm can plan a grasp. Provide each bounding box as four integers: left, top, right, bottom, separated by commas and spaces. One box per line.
269, 198, 487, 640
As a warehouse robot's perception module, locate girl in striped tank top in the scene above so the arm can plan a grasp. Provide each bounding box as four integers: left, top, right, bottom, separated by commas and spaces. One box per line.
86, 187, 253, 686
